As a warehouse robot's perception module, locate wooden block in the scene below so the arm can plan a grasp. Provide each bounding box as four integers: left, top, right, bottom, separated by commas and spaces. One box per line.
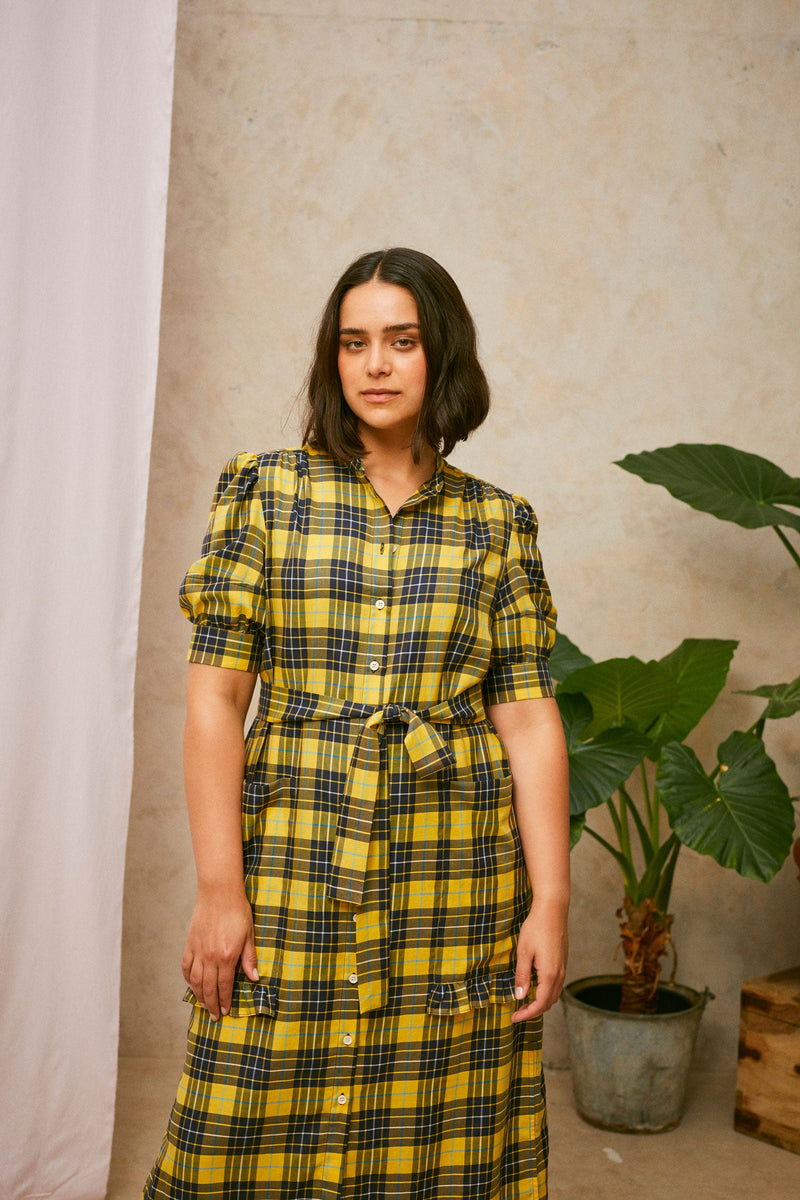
735, 966, 800, 1155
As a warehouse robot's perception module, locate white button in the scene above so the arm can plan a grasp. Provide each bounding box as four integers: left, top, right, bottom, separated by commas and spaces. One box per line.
369, 660, 380, 672
349, 972, 358, 984
391, 545, 397, 554
352, 913, 358, 922
337, 1093, 347, 1105
343, 1034, 353, 1046
375, 599, 386, 610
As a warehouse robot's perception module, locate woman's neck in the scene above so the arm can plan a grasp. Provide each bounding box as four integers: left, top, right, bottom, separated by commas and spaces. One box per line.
357, 431, 438, 516
358, 426, 436, 474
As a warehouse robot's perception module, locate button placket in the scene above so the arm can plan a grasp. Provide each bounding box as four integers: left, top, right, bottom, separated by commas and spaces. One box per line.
328, 952, 359, 1128
365, 510, 393, 699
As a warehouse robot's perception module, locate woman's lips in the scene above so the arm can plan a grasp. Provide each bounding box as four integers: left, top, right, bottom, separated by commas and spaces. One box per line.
361, 390, 399, 402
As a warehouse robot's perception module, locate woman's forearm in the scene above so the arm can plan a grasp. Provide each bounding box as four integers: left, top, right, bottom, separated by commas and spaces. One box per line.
181, 662, 259, 1018
183, 662, 257, 895
487, 695, 570, 1018
487, 696, 570, 905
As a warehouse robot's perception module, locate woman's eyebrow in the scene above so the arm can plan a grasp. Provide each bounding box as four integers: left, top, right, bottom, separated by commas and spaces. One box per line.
339, 323, 421, 335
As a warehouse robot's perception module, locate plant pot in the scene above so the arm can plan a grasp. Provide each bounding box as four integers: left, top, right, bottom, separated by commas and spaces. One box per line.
561, 974, 712, 1133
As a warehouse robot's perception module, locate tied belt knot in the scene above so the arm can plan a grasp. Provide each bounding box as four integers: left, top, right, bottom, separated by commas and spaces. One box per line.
258, 684, 485, 1013
329, 701, 457, 906
259, 686, 484, 906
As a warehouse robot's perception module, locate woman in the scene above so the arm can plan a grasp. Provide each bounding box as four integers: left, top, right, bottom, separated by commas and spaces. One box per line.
144, 248, 569, 1199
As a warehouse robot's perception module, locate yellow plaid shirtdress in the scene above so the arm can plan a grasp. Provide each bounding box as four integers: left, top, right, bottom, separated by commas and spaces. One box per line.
144, 446, 556, 1200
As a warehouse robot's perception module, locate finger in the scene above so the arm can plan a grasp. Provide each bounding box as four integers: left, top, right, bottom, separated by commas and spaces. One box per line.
512, 998, 536, 1022
217, 956, 237, 1018
202, 964, 221, 1021
522, 989, 554, 1019
241, 928, 260, 984
514, 958, 532, 1005
188, 959, 205, 1008
512, 997, 543, 1022
513, 970, 564, 1021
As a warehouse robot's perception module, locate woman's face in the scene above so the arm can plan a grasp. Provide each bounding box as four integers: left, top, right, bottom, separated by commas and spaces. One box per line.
337, 280, 427, 447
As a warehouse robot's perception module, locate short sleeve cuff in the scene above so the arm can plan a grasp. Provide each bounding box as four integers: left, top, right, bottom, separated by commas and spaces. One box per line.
482, 659, 554, 707
187, 622, 263, 673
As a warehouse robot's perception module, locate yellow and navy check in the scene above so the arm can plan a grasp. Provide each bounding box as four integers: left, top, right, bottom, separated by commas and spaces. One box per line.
144, 447, 556, 1199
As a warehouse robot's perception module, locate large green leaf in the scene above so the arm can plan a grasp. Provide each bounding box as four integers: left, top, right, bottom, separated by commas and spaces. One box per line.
558, 656, 678, 738
657, 732, 795, 882
558, 691, 652, 818
646, 638, 738, 757
550, 631, 593, 683
737, 674, 800, 722
561, 691, 652, 820
569, 813, 587, 849
557, 691, 593, 746
570, 731, 652, 818
616, 443, 800, 533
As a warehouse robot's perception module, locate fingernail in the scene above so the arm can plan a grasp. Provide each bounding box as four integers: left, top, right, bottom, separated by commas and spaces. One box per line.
515, 986, 525, 1000
220, 1007, 228, 1017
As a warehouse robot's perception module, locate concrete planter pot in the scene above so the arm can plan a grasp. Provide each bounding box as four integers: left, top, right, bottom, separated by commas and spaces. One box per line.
561, 974, 712, 1133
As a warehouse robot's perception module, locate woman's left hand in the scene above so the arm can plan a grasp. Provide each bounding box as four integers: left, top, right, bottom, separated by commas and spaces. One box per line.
511, 899, 568, 1022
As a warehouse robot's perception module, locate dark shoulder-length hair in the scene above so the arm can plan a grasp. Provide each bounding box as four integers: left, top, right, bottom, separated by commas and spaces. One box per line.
301, 247, 490, 463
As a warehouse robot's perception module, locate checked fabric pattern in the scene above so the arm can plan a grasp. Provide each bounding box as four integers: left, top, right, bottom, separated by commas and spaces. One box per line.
144, 447, 556, 1199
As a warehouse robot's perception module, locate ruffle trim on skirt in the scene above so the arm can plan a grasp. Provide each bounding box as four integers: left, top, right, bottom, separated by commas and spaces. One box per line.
183, 976, 278, 1017
426, 968, 519, 1015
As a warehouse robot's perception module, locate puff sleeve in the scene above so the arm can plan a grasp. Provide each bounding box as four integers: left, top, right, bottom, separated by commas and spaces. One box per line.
179, 453, 267, 673
481, 496, 556, 706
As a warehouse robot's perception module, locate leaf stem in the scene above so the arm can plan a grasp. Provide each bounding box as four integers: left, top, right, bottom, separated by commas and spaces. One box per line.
621, 787, 653, 860
584, 825, 637, 892
640, 760, 653, 831
654, 836, 681, 913
615, 789, 633, 866
774, 525, 800, 572
651, 777, 662, 847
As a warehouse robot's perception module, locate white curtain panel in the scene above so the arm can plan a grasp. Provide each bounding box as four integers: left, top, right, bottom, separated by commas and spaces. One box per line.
0, 3, 176, 1197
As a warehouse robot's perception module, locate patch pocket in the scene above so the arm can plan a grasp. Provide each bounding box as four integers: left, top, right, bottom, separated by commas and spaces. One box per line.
426, 968, 518, 1015
242, 775, 294, 883
448, 773, 518, 878
242, 773, 292, 816
183, 975, 278, 1019
450, 772, 514, 809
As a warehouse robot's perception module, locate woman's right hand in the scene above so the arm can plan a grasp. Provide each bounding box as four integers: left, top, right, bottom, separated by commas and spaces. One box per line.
181, 886, 259, 1020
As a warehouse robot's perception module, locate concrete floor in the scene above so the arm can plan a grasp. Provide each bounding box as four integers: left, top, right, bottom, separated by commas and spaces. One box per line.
109, 1058, 799, 1199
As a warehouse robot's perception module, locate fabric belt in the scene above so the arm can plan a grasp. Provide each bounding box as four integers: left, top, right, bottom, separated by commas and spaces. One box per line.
256, 683, 485, 1012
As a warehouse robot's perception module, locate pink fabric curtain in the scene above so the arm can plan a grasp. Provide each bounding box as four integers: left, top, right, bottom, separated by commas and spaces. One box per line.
0, 3, 176, 1196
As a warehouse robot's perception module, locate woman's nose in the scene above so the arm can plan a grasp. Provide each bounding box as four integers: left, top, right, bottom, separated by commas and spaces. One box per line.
366, 345, 389, 376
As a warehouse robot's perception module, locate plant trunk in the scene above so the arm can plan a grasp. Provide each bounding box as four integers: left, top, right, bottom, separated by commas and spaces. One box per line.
616, 897, 674, 1014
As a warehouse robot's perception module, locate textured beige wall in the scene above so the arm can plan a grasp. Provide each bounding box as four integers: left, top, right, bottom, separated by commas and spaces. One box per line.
121, 0, 800, 1070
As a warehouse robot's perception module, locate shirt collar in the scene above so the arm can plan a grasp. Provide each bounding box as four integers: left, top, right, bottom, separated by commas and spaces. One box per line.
419, 454, 446, 497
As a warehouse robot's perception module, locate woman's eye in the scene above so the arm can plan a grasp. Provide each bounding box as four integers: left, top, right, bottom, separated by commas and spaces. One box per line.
394, 338, 415, 349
